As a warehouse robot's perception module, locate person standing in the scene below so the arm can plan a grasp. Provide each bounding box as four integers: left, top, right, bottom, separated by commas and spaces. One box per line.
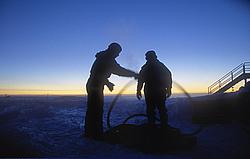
137, 50, 172, 127
85, 43, 138, 139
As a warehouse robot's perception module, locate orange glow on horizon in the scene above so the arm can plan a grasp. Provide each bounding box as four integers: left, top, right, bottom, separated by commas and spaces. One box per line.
0, 89, 84, 95
0, 85, 208, 95
1, 80, 245, 95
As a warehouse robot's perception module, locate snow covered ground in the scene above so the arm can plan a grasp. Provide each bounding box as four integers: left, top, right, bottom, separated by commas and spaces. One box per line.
0, 95, 250, 158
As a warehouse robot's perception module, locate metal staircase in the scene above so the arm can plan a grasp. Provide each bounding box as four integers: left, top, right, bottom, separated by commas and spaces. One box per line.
208, 62, 250, 94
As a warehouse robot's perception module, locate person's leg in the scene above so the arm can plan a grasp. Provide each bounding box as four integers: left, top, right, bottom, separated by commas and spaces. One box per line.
84, 89, 95, 137
145, 92, 156, 125
157, 89, 168, 127
158, 100, 168, 126
84, 86, 104, 139
93, 90, 104, 139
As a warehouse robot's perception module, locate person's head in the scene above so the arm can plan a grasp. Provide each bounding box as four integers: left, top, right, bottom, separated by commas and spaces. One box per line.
107, 42, 122, 58
145, 50, 157, 61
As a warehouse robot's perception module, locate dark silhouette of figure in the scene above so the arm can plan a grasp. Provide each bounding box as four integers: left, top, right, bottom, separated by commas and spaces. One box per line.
137, 51, 172, 127
85, 42, 138, 139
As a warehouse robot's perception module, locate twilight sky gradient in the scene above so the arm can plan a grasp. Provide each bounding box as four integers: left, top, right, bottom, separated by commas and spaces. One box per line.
0, 0, 250, 95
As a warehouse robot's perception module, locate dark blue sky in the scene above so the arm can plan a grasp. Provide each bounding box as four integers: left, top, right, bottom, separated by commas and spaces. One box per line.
0, 0, 250, 94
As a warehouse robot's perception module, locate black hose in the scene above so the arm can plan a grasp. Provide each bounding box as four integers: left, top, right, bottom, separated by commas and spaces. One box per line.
106, 80, 205, 135
106, 79, 135, 129
173, 81, 191, 99
122, 114, 160, 124
172, 81, 205, 135
122, 113, 205, 136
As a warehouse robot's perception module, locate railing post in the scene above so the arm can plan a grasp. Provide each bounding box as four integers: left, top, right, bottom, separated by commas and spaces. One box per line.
243, 63, 245, 74
243, 63, 247, 86
219, 80, 221, 89
231, 71, 234, 92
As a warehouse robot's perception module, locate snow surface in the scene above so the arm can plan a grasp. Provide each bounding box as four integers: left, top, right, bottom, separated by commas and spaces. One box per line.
0, 95, 250, 158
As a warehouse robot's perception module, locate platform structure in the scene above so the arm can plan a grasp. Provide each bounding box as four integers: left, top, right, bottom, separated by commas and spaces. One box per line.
208, 62, 250, 94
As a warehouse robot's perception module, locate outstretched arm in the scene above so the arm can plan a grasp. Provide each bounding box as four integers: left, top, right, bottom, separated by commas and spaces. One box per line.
112, 61, 138, 78
136, 69, 144, 100
166, 69, 172, 98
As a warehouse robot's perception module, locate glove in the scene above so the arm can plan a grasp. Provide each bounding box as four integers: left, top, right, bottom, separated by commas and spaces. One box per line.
106, 82, 115, 92
166, 89, 171, 98
134, 73, 139, 80
136, 91, 142, 100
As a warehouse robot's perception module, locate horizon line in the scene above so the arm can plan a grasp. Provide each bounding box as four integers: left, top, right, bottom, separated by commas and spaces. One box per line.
0, 88, 212, 96
0, 92, 208, 96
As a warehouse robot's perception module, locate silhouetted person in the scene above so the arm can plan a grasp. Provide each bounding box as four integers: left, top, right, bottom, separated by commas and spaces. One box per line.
137, 51, 172, 127
85, 42, 138, 139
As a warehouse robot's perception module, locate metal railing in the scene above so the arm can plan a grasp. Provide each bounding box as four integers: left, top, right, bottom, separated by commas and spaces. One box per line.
208, 62, 250, 94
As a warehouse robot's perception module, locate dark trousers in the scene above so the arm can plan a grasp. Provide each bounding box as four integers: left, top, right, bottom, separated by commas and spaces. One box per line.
84, 82, 104, 139
144, 88, 168, 126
